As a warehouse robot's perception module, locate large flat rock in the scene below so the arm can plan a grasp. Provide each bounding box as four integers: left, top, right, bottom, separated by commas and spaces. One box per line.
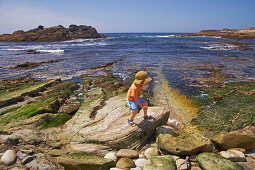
50, 94, 169, 149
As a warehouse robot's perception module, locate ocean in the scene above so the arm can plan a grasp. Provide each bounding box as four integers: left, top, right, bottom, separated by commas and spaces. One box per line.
1, 33, 255, 95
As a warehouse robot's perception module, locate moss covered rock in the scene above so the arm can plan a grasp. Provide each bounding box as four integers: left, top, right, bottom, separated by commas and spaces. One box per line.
116, 158, 135, 170
144, 155, 176, 170
57, 153, 114, 170
211, 131, 255, 150
196, 152, 244, 170
157, 128, 214, 156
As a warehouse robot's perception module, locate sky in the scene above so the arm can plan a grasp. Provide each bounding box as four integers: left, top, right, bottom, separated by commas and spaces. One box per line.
0, 0, 254, 34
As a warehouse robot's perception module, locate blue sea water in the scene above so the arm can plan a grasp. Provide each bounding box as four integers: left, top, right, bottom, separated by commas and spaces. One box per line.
0, 33, 255, 94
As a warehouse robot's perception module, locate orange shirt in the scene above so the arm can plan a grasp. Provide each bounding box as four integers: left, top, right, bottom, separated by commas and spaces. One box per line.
127, 83, 144, 101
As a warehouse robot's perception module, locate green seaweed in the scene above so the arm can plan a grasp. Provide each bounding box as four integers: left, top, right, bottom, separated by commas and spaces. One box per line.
192, 81, 255, 132
0, 106, 21, 116
0, 81, 78, 128
39, 113, 71, 129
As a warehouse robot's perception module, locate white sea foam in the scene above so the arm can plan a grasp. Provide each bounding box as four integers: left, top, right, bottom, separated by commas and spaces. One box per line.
200, 43, 237, 50
36, 49, 64, 53
63, 39, 90, 43
156, 35, 175, 38
195, 36, 221, 39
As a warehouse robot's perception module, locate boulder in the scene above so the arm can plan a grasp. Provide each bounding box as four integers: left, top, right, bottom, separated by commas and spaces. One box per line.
0, 150, 16, 166
219, 150, 246, 162
144, 147, 159, 159
196, 152, 244, 170
116, 149, 139, 159
0, 25, 106, 42
157, 127, 214, 156
116, 158, 136, 169
211, 131, 255, 150
57, 153, 115, 170
144, 155, 176, 170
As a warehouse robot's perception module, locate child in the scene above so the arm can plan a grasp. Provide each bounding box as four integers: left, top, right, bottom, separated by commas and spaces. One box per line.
127, 71, 152, 125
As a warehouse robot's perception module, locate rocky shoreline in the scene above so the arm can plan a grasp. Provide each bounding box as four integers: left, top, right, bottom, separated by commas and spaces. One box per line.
177, 27, 255, 40
0, 62, 255, 169
0, 25, 106, 42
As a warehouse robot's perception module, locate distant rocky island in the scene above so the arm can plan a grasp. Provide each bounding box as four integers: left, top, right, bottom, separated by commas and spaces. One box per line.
178, 27, 255, 40
0, 25, 106, 42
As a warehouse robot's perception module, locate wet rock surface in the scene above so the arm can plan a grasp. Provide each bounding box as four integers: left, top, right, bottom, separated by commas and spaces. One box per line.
0, 25, 106, 42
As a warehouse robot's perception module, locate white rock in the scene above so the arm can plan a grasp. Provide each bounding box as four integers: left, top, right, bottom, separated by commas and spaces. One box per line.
130, 167, 142, 170
0, 150, 16, 166
110, 168, 122, 170
176, 158, 189, 170
135, 158, 147, 168
144, 147, 159, 159
139, 154, 145, 159
220, 150, 246, 162
104, 152, 117, 163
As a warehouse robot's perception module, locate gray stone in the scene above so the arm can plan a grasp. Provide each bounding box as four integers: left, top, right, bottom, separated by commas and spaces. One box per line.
0, 150, 16, 166
21, 156, 33, 164
144, 155, 176, 170
196, 152, 244, 170
116, 149, 139, 159
16, 151, 27, 161
135, 158, 147, 168
25, 159, 38, 169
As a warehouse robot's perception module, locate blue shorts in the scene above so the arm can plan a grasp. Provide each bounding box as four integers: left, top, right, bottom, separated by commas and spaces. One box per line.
127, 97, 146, 110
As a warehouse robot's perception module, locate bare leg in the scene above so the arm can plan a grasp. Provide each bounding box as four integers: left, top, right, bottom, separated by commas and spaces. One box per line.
129, 109, 138, 120
141, 101, 148, 117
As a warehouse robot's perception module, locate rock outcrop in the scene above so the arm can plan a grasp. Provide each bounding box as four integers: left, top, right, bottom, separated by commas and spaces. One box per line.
0, 25, 106, 42
177, 27, 255, 40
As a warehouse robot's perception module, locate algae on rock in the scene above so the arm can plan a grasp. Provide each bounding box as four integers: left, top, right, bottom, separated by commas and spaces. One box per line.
57, 153, 115, 170
196, 152, 244, 170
